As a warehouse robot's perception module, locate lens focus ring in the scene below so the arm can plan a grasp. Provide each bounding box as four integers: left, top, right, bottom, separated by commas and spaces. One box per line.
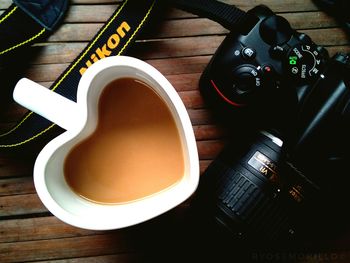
215, 165, 293, 241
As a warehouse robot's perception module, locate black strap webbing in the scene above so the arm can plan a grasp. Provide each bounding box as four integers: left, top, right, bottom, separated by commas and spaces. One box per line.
0, 0, 68, 60
0, 0, 248, 154
0, 0, 160, 152
0, 4, 48, 59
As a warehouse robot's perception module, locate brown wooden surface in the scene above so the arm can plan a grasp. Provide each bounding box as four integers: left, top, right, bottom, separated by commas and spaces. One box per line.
1, 0, 350, 262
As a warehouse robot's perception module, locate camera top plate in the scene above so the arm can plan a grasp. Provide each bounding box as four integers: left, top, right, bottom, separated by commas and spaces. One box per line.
200, 5, 329, 110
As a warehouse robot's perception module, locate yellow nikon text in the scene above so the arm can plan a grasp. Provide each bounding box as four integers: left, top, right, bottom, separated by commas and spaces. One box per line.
79, 21, 131, 75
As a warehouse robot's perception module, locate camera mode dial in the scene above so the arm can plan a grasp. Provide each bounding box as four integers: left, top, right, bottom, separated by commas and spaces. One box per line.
286, 44, 324, 81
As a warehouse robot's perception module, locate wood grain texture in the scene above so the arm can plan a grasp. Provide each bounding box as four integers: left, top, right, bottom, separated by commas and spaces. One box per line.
1, 0, 350, 262
0, 0, 319, 12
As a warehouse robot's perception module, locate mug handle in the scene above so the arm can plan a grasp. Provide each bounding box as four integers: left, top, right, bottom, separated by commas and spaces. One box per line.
13, 78, 80, 131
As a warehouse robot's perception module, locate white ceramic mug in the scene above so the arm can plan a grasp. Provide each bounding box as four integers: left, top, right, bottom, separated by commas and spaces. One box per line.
13, 56, 199, 230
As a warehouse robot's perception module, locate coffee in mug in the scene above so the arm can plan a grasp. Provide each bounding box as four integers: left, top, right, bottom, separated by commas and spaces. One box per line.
64, 77, 185, 204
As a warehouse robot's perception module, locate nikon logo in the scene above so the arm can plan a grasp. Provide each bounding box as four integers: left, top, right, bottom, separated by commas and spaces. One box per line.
79, 21, 131, 75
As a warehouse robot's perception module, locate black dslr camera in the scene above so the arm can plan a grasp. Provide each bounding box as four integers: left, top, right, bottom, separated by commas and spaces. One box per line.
196, 5, 350, 243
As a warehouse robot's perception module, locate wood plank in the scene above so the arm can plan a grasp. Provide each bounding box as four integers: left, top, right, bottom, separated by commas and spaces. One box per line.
193, 124, 227, 141
35, 254, 144, 263
57, 18, 228, 43
72, 0, 124, 3
46, 19, 226, 42
0, 203, 193, 262
0, 1, 113, 10
283, 11, 338, 29
302, 28, 349, 46
1, 232, 349, 263
2, 6, 331, 22
0, 103, 28, 123
1, 2, 331, 31
25, 56, 211, 82
0, 0, 319, 12
38, 38, 203, 65
131, 31, 348, 59
164, 73, 201, 91
64, 5, 118, 23
0, 6, 195, 21
47, 24, 103, 42
0, 193, 47, 217
0, 216, 99, 243
200, 159, 212, 174
0, 177, 35, 196
47, 7, 346, 28
24, 63, 69, 82
187, 108, 215, 126
0, 233, 131, 262
30, 43, 87, 65
178, 90, 204, 109
197, 140, 226, 160
0, 202, 191, 243
45, 13, 341, 43
0, 0, 124, 9
326, 45, 350, 55
28, 28, 350, 66
227, 0, 318, 12
30, 35, 223, 64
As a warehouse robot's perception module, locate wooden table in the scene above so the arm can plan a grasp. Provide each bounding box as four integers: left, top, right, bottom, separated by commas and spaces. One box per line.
1, 0, 350, 262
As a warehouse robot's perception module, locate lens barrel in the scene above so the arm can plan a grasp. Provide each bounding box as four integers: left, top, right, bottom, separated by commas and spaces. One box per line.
196, 131, 308, 243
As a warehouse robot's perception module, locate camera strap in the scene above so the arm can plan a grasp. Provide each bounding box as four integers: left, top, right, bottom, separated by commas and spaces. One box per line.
0, 0, 161, 152
0, 0, 68, 59
0, 0, 248, 153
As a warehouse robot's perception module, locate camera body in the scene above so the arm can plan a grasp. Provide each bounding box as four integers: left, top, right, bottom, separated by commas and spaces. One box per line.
197, 5, 350, 243
200, 5, 329, 133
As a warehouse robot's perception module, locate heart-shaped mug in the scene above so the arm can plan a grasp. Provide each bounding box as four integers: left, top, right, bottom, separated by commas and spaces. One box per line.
13, 56, 199, 230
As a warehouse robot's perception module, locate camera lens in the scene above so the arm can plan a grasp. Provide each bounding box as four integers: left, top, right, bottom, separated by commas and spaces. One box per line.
216, 132, 293, 240
194, 131, 315, 243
